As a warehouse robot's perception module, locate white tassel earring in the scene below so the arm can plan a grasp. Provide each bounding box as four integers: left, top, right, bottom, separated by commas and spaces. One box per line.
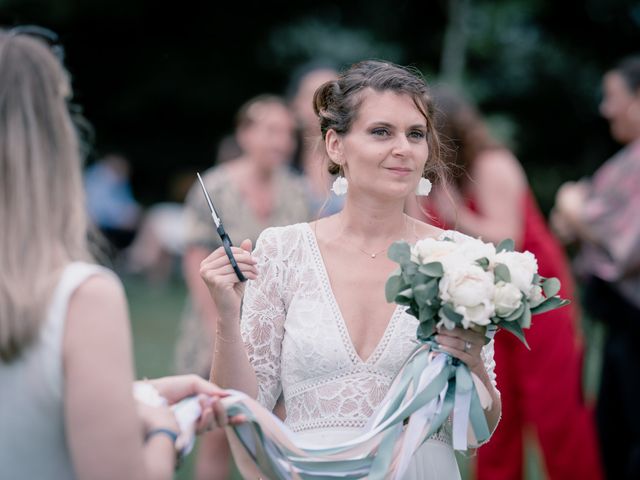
331, 176, 348, 195
415, 177, 432, 196
331, 166, 348, 196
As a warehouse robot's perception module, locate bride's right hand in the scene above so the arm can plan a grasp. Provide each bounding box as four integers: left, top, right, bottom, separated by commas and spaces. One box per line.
199, 238, 257, 319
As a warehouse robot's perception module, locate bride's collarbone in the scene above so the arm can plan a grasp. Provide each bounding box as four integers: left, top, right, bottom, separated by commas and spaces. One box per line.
324, 249, 398, 274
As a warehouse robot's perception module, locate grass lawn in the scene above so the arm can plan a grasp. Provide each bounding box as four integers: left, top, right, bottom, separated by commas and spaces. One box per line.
124, 274, 604, 480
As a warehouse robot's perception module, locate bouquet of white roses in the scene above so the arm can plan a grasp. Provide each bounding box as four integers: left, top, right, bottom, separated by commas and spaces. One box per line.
386, 234, 568, 348
384, 232, 569, 451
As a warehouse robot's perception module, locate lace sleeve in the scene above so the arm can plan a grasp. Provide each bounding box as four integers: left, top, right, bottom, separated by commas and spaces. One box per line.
240, 228, 287, 411
480, 338, 498, 391
473, 337, 501, 447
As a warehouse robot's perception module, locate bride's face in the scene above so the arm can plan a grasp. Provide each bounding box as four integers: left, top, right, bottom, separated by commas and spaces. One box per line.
329, 89, 429, 200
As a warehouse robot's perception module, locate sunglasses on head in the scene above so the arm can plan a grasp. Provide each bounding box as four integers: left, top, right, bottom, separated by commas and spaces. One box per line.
8, 25, 65, 62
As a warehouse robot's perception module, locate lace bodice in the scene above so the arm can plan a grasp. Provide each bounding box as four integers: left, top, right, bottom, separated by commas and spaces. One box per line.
241, 223, 497, 442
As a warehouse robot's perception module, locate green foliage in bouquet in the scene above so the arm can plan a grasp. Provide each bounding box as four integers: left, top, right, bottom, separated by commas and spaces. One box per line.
385, 237, 570, 349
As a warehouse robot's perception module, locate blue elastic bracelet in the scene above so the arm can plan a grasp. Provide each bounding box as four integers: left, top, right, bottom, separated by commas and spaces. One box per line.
145, 427, 179, 444
145, 428, 182, 470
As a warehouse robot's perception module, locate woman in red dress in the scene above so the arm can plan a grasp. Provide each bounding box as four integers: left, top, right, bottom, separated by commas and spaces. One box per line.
408, 88, 603, 480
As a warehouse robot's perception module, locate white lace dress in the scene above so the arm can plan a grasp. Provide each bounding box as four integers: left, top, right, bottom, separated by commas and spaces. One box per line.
240, 223, 498, 479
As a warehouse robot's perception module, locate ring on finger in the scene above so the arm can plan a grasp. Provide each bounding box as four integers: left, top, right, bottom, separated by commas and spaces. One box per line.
463, 340, 472, 353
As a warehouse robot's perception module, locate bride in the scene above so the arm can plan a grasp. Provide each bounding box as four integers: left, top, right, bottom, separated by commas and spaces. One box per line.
201, 60, 502, 478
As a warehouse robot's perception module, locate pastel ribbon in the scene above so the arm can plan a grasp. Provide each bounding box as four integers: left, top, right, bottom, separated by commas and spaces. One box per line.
217, 346, 493, 479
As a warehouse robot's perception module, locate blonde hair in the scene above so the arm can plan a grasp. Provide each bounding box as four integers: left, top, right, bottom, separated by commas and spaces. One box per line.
0, 30, 92, 362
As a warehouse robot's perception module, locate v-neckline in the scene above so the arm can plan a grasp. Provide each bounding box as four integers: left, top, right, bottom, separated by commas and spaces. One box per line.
302, 223, 403, 365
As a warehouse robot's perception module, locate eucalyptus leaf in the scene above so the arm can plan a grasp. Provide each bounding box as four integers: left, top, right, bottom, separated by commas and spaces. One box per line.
418, 262, 444, 278
395, 297, 412, 306
496, 238, 515, 252
520, 305, 532, 329
398, 288, 413, 299
411, 272, 428, 289
499, 320, 530, 349
417, 321, 436, 342
531, 296, 570, 315
402, 262, 418, 282
442, 303, 463, 323
476, 257, 490, 270
405, 305, 418, 318
395, 288, 414, 306
413, 279, 439, 305
413, 284, 431, 305
419, 306, 436, 323
387, 241, 411, 264
504, 301, 526, 322
494, 263, 511, 283
385, 274, 403, 302
542, 277, 561, 298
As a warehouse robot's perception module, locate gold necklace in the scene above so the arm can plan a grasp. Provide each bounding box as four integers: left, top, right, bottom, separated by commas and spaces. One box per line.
350, 216, 412, 259
353, 243, 394, 259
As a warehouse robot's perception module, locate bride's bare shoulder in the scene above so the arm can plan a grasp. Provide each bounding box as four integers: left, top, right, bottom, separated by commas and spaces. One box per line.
308, 215, 342, 244
408, 217, 445, 241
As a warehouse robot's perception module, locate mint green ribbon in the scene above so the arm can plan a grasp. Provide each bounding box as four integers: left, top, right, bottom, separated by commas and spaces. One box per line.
223, 347, 490, 479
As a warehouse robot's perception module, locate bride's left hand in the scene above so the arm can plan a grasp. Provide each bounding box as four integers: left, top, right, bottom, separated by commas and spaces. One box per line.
434, 325, 487, 374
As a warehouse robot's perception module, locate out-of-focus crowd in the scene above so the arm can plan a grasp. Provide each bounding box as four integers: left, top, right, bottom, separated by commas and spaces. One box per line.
3, 24, 640, 480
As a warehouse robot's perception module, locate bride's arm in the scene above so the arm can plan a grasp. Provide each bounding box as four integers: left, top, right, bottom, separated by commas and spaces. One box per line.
475, 339, 502, 433
435, 327, 502, 434
200, 237, 258, 397
203, 229, 287, 411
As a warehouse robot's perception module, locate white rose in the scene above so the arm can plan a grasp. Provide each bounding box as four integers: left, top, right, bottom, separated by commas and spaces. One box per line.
454, 301, 494, 328
456, 237, 497, 266
528, 285, 545, 308
412, 238, 458, 265
493, 281, 523, 318
494, 250, 538, 295
441, 265, 495, 307
438, 302, 493, 330
438, 265, 495, 328
437, 308, 457, 331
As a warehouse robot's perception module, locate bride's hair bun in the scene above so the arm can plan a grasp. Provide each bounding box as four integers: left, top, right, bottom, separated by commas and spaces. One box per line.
313, 81, 343, 174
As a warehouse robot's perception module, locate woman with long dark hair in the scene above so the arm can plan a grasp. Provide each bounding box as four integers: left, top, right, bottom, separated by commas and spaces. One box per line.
415, 88, 603, 480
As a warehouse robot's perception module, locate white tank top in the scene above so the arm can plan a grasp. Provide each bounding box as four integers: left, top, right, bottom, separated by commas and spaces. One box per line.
0, 262, 113, 479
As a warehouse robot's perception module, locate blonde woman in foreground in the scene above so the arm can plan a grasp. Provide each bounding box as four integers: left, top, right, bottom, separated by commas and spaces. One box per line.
0, 28, 234, 480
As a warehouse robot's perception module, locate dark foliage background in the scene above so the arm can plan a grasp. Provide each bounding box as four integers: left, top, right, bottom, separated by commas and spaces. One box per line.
2, 0, 639, 211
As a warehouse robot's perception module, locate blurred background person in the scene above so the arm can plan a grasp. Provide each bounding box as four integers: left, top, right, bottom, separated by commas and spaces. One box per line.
287, 61, 343, 217
174, 94, 311, 479
408, 88, 603, 480
212, 133, 243, 165
84, 152, 142, 260
125, 172, 194, 285
552, 55, 640, 480
0, 27, 231, 480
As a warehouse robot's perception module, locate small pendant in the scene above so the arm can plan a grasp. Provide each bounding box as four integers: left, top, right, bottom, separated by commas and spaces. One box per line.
371, 253, 376, 258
